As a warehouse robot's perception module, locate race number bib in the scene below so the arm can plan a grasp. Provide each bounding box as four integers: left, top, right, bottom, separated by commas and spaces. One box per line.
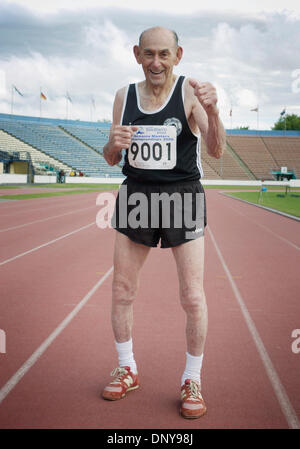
128, 126, 177, 169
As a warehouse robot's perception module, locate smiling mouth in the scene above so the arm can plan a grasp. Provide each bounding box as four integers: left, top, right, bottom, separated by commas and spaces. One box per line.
149, 70, 164, 75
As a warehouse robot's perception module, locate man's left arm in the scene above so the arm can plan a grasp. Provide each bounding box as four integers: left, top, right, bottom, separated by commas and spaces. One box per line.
189, 79, 226, 159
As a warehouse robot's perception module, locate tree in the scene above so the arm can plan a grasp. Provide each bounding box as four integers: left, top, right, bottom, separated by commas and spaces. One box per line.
272, 114, 300, 131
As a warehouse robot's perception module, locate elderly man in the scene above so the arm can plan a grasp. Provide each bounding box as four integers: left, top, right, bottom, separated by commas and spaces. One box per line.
102, 26, 226, 419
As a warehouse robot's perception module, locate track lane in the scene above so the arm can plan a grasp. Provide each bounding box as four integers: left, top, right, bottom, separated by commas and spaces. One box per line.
0, 193, 105, 262
205, 190, 300, 424
219, 191, 300, 247
0, 191, 100, 223
0, 223, 115, 389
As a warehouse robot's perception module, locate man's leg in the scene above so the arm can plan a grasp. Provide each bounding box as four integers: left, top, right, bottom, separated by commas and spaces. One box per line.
112, 231, 151, 343
172, 236, 207, 418
102, 231, 150, 401
172, 236, 207, 357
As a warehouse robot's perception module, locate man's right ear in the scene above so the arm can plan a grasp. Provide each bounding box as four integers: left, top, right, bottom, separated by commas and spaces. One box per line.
133, 45, 141, 64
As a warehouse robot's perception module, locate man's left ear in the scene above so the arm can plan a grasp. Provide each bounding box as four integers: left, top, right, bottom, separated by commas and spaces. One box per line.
133, 45, 141, 64
175, 46, 183, 66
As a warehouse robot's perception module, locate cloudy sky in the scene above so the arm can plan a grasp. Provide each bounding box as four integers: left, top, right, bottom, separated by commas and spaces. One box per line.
0, 0, 300, 130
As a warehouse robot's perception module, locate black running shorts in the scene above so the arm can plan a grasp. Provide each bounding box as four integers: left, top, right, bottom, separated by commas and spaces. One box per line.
112, 178, 207, 248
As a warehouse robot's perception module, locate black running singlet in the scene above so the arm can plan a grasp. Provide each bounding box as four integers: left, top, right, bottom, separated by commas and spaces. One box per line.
121, 75, 203, 183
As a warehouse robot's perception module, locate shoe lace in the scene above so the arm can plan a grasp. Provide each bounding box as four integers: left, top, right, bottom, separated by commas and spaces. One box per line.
110, 367, 129, 384
187, 380, 201, 401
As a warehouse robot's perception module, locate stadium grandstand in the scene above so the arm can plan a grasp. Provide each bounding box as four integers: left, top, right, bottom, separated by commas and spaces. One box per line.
0, 112, 300, 183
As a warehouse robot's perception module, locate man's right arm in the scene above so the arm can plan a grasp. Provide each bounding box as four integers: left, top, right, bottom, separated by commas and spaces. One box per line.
103, 87, 138, 166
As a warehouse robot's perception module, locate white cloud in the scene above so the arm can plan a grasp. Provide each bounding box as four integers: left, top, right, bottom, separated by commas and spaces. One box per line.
212, 16, 300, 71
85, 20, 134, 68
1, 2, 300, 128
234, 88, 258, 108
5, 0, 300, 16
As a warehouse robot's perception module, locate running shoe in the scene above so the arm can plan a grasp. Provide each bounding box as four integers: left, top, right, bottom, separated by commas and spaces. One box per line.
102, 366, 139, 401
180, 379, 207, 418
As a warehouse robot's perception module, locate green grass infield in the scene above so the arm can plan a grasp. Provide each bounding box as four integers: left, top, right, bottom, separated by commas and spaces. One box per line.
226, 191, 300, 218
1, 182, 299, 201
0, 184, 120, 200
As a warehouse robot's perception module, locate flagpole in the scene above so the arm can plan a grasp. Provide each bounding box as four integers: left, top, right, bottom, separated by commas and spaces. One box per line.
90, 97, 94, 122
92, 97, 96, 123
257, 105, 259, 135
284, 106, 287, 136
39, 87, 42, 120
11, 85, 14, 118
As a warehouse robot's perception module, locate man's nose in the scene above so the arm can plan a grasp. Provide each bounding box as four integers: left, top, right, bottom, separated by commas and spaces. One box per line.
151, 55, 161, 67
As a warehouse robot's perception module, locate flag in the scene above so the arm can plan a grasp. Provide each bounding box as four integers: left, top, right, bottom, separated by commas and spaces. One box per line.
40, 92, 47, 100
251, 107, 258, 112
229, 108, 232, 117
66, 92, 72, 103
280, 108, 286, 116
13, 85, 24, 97
91, 97, 96, 109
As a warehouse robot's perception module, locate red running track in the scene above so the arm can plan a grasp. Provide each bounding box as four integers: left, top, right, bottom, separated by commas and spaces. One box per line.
0, 188, 299, 429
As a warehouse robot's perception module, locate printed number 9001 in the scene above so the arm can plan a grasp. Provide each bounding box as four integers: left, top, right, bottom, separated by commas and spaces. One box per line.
130, 142, 171, 161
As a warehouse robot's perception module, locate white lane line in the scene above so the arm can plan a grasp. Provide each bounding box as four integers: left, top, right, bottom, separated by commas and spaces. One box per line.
246, 219, 299, 251
0, 266, 113, 405
207, 225, 300, 429
0, 205, 96, 232
0, 196, 94, 216
223, 198, 300, 251
0, 222, 95, 266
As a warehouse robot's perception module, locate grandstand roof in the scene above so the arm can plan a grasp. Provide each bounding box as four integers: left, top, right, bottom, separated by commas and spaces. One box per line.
0, 113, 111, 129
1, 113, 300, 136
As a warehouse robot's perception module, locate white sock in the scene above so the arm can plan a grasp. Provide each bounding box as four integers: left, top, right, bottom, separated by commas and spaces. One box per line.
181, 352, 204, 386
115, 339, 137, 374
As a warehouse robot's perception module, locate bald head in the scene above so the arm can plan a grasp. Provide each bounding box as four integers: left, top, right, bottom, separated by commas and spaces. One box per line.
138, 26, 179, 48
133, 26, 183, 83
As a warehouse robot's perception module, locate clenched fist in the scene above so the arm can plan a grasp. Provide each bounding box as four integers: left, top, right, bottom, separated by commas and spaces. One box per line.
109, 125, 139, 151
104, 125, 138, 166
189, 79, 219, 116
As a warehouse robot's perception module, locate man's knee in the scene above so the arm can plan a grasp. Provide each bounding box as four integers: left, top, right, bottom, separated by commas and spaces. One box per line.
180, 288, 206, 314
112, 274, 138, 306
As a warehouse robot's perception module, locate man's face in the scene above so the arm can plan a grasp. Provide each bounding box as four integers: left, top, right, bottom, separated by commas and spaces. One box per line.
134, 29, 182, 87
